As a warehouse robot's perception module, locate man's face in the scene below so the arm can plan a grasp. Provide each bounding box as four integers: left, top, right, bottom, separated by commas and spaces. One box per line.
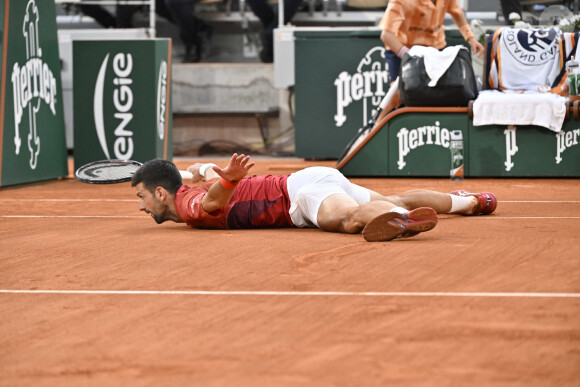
135, 182, 170, 224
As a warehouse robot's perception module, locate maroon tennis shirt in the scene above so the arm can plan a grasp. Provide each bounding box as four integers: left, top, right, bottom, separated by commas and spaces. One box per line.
174, 174, 293, 229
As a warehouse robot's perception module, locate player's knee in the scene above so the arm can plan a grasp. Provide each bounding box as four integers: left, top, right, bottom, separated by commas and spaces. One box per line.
341, 218, 365, 234
318, 209, 362, 234
340, 208, 365, 234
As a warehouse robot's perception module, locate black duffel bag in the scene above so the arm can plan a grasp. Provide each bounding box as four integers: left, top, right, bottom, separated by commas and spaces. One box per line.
398, 46, 478, 107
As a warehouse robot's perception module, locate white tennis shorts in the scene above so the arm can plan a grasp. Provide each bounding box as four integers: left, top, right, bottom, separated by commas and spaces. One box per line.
287, 167, 371, 228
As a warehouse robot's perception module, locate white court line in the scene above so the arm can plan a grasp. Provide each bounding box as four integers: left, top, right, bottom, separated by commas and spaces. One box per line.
0, 289, 579, 298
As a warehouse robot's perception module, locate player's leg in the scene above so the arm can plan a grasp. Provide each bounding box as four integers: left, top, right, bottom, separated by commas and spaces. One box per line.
310, 169, 397, 233
316, 193, 394, 234
287, 168, 396, 233
316, 194, 438, 241
368, 189, 452, 213
366, 189, 496, 215
287, 167, 438, 241
315, 178, 438, 241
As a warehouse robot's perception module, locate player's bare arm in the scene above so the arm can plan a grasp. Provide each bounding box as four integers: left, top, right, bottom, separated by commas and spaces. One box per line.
201, 154, 256, 213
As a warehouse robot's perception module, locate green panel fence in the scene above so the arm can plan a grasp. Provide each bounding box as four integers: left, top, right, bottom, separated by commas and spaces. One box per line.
0, 0, 68, 187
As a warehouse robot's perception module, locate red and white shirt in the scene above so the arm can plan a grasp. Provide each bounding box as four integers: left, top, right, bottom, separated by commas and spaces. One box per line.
174, 174, 293, 229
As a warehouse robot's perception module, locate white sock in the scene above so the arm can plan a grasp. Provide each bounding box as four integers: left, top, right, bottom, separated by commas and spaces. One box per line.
449, 194, 474, 213
390, 206, 409, 215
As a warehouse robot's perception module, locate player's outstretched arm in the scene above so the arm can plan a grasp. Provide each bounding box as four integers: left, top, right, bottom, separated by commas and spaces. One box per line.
201, 154, 255, 213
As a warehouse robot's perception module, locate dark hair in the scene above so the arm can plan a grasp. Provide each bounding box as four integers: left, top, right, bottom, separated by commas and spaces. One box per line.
131, 159, 182, 195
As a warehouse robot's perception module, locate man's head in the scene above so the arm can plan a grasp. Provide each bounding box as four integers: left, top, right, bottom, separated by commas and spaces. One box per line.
131, 159, 183, 224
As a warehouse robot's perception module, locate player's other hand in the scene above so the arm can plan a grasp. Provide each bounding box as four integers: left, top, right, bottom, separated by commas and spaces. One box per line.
186, 163, 205, 184
214, 153, 255, 182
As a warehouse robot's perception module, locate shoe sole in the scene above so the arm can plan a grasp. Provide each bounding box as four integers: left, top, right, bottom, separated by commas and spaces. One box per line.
362, 207, 438, 242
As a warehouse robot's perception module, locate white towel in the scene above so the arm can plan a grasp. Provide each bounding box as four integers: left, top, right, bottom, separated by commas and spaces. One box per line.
472, 90, 567, 132
408, 45, 464, 87
490, 28, 563, 92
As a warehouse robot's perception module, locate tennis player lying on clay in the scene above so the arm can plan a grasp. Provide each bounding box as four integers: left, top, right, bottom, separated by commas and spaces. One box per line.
131, 153, 497, 242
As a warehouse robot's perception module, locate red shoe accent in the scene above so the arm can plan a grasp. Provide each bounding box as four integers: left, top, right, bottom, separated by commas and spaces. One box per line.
362, 207, 438, 242
449, 190, 497, 215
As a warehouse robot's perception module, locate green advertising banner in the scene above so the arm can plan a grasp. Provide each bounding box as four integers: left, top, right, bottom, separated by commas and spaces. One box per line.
293, 30, 470, 160
0, 0, 68, 187
73, 39, 172, 169
339, 111, 579, 177
469, 123, 580, 177
387, 113, 469, 177
294, 30, 387, 159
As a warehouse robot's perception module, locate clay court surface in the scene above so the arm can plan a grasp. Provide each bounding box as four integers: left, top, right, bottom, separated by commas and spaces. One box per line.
1, 157, 579, 386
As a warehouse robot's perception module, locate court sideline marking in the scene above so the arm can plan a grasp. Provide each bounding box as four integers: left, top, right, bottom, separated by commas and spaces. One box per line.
0, 289, 579, 298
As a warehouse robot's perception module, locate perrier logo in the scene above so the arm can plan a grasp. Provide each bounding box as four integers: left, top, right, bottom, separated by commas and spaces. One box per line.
334, 47, 389, 128
10, 0, 58, 169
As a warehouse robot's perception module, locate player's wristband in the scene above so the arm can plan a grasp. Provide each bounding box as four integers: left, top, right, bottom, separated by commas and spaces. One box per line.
199, 163, 217, 178
220, 178, 238, 190
397, 46, 410, 58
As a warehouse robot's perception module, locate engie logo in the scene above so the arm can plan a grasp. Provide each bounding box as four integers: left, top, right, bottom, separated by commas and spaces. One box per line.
94, 52, 134, 160
334, 47, 389, 127
397, 122, 452, 170
10, 0, 58, 169
156, 60, 167, 140
501, 28, 560, 65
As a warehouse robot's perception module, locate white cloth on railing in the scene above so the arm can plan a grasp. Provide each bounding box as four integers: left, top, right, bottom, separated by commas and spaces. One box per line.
472, 90, 567, 132
408, 45, 464, 87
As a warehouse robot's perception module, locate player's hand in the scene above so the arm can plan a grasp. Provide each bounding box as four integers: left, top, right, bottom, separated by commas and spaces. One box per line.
213, 153, 255, 182
186, 163, 205, 184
